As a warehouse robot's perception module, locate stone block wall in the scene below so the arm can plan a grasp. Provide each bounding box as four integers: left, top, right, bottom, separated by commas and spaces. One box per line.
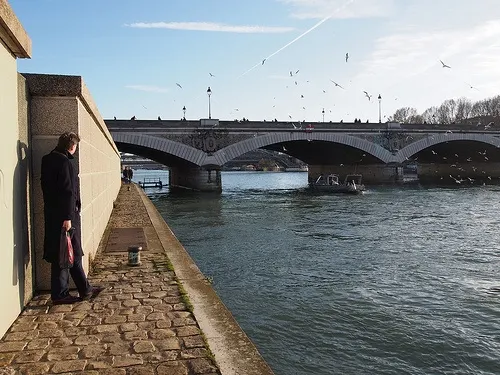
24, 74, 122, 291
0, 0, 32, 337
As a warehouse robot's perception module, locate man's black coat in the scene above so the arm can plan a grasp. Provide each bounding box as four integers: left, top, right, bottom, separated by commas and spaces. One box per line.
41, 147, 83, 263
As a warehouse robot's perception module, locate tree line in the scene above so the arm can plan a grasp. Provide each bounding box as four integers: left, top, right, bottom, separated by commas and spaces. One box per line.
388, 95, 500, 124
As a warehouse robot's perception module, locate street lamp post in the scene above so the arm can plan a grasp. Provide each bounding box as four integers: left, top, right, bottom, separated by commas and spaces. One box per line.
207, 87, 212, 119
378, 94, 382, 123
322, 108, 325, 122
182, 106, 186, 120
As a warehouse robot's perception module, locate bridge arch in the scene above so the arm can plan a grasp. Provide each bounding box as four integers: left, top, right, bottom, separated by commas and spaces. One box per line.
206, 132, 395, 166
112, 132, 206, 166
395, 133, 500, 163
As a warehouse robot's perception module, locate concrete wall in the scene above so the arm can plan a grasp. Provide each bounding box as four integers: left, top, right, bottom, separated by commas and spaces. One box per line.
0, 0, 32, 337
25, 74, 122, 291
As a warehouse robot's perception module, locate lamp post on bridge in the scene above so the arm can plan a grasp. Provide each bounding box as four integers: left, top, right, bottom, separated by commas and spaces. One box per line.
378, 94, 382, 123
322, 108, 325, 122
207, 87, 212, 119
182, 106, 186, 120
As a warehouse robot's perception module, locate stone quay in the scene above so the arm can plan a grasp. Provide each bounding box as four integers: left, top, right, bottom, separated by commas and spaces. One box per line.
0, 184, 275, 375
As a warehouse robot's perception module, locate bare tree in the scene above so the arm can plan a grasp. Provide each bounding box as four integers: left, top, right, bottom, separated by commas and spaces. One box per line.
389, 94, 500, 125
471, 99, 490, 117
388, 107, 421, 123
454, 97, 473, 123
422, 106, 438, 123
437, 99, 459, 124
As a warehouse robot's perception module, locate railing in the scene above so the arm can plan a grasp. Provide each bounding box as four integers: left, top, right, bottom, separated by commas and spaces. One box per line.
138, 178, 164, 188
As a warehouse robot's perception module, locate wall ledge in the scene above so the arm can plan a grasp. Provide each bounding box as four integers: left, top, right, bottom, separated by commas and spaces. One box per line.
22, 73, 119, 155
0, 0, 31, 58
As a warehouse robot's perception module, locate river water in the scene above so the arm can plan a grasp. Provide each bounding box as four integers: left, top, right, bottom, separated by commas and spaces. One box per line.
134, 169, 500, 375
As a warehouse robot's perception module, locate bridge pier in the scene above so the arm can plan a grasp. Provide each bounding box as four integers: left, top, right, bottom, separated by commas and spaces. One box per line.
169, 166, 222, 193
309, 164, 402, 184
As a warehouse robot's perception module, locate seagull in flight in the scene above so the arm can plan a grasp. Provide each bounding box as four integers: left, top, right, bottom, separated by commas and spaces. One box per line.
209, 72, 215, 77
262, 59, 266, 65
345, 53, 349, 62
330, 80, 345, 89
363, 91, 372, 101
440, 60, 451, 68
176, 83, 182, 89
465, 82, 479, 91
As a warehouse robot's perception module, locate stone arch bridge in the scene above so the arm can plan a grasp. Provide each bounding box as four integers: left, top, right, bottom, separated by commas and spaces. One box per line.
105, 118, 500, 192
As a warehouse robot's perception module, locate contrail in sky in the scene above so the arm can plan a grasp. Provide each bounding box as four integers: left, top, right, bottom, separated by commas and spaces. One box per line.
238, 0, 355, 79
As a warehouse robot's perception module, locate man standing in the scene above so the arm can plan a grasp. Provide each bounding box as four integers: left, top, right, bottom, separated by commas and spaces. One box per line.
128, 166, 134, 182
41, 132, 101, 304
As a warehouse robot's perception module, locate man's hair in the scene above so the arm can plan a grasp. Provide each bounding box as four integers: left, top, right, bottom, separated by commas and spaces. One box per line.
57, 132, 80, 150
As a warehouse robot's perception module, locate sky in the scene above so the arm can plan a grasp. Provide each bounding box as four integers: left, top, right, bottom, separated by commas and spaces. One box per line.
9, 0, 500, 123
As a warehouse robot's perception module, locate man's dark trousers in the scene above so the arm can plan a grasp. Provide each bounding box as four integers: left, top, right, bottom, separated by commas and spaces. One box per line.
50, 254, 91, 300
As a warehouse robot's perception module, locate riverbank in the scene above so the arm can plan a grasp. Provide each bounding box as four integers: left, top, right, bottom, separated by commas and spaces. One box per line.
0, 183, 274, 375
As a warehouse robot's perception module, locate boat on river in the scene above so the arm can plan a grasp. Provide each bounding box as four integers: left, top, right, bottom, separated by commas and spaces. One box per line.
308, 173, 365, 194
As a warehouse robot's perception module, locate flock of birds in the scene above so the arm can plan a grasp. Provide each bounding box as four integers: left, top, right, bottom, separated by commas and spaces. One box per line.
427, 148, 495, 184
167, 52, 469, 124
140, 52, 495, 184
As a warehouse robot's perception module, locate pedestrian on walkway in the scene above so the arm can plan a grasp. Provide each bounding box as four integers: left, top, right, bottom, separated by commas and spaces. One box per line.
128, 166, 134, 182
41, 132, 102, 304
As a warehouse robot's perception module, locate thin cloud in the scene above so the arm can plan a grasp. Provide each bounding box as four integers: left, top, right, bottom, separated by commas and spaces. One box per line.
278, 0, 395, 19
359, 19, 500, 80
125, 22, 294, 33
125, 85, 169, 93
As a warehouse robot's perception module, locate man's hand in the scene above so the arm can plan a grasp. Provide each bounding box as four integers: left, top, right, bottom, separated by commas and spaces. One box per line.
62, 220, 72, 232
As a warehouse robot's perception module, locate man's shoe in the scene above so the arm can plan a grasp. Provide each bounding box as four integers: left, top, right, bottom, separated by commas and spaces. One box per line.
52, 295, 80, 305
81, 286, 105, 301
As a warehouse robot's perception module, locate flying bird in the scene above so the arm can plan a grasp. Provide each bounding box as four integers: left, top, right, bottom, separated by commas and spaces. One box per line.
330, 80, 345, 89
295, 70, 300, 74
345, 53, 349, 62
363, 91, 372, 100
262, 59, 266, 65
440, 60, 451, 68
290, 71, 293, 77
465, 82, 479, 90
209, 72, 215, 77
176, 83, 183, 89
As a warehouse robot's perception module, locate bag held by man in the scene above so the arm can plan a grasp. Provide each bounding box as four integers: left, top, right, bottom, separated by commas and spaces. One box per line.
59, 228, 75, 269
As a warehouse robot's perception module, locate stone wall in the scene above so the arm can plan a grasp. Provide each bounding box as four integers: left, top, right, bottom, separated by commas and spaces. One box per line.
169, 166, 222, 192
25, 74, 122, 291
0, 0, 32, 337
